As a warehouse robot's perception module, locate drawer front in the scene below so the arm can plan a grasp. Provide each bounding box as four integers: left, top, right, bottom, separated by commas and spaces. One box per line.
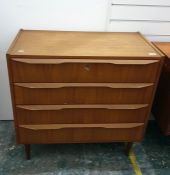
18, 123, 144, 143
14, 83, 154, 104
16, 104, 148, 124
11, 58, 159, 83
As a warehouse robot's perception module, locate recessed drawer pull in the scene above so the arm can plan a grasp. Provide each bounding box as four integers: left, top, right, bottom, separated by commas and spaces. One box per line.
15, 83, 153, 89
20, 123, 144, 130
17, 104, 148, 110
12, 58, 159, 65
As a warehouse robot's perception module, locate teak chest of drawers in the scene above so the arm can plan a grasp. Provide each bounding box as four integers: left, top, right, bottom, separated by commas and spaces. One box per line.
152, 42, 170, 135
7, 30, 163, 159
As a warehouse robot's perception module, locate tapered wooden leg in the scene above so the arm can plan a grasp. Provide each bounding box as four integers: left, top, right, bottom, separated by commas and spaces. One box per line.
125, 142, 133, 156
24, 144, 31, 160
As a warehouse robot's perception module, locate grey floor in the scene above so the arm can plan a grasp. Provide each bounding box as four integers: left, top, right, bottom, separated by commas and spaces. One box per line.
0, 121, 170, 175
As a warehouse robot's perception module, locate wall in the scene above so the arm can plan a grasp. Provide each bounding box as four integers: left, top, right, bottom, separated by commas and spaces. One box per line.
0, 0, 109, 120
107, 0, 170, 41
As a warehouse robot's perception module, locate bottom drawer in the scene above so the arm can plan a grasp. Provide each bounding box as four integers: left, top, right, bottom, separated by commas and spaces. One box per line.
18, 123, 144, 144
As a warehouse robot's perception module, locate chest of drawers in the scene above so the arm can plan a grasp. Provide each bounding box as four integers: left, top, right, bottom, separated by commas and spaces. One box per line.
7, 30, 163, 159
152, 42, 170, 135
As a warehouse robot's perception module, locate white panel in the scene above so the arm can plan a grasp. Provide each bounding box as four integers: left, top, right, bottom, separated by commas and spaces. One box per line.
111, 6, 170, 21
0, 0, 108, 120
112, 0, 170, 6
108, 21, 170, 35
146, 35, 170, 42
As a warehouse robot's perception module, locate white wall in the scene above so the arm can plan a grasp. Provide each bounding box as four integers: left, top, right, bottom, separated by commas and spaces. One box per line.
0, 0, 109, 120
107, 0, 170, 41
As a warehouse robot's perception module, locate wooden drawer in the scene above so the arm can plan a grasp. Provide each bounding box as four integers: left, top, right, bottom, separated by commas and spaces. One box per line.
14, 83, 154, 104
16, 104, 149, 124
10, 58, 159, 83
18, 123, 144, 144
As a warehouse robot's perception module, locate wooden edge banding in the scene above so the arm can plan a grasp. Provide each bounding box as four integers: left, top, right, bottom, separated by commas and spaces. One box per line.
19, 123, 144, 130
12, 58, 159, 65
16, 104, 149, 110
14, 83, 154, 89
7, 30, 23, 55
152, 42, 169, 59
138, 32, 165, 58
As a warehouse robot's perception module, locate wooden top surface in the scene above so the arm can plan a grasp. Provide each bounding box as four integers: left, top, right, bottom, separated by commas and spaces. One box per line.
8, 30, 162, 58
153, 42, 170, 59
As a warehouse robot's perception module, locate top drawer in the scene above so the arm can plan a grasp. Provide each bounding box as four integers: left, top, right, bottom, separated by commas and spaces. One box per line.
10, 58, 159, 83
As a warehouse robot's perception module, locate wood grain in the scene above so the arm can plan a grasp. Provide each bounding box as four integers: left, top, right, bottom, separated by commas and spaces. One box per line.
12, 58, 159, 65
18, 126, 144, 144
15, 83, 153, 89
7, 30, 162, 58
14, 85, 154, 104
16, 104, 148, 125
153, 42, 170, 59
17, 104, 148, 110
20, 123, 144, 130
11, 59, 159, 83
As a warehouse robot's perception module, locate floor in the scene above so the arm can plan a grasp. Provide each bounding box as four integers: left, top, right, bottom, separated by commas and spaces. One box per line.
0, 121, 169, 175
